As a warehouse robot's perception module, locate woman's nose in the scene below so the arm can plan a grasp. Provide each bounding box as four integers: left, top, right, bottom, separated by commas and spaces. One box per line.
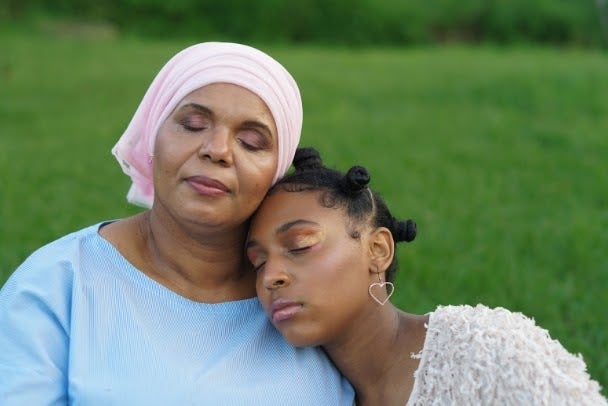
198, 127, 233, 166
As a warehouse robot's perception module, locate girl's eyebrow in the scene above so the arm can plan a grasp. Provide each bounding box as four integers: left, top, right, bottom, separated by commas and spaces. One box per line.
276, 220, 319, 234
245, 220, 319, 250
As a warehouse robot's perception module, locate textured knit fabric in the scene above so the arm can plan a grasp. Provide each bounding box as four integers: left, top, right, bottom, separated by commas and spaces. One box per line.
408, 304, 606, 405
0, 223, 354, 405
112, 42, 303, 207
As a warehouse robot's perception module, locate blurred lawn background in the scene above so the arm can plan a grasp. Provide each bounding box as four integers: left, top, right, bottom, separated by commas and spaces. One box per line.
1, 2, 607, 394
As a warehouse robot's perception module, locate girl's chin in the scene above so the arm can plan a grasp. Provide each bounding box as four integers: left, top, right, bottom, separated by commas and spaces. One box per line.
281, 331, 323, 348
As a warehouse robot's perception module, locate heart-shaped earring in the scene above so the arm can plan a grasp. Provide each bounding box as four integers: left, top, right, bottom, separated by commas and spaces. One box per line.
368, 280, 394, 305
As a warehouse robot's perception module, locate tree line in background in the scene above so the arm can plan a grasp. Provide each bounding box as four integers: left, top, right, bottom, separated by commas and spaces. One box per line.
2, 0, 608, 47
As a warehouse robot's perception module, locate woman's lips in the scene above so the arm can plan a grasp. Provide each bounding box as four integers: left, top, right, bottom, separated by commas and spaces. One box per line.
269, 299, 302, 323
186, 176, 230, 196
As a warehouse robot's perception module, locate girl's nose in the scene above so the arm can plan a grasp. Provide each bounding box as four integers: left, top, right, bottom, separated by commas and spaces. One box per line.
262, 262, 291, 290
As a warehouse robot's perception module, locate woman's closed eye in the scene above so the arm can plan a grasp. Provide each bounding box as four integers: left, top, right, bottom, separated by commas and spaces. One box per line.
236, 121, 273, 152
237, 126, 271, 151
180, 116, 209, 132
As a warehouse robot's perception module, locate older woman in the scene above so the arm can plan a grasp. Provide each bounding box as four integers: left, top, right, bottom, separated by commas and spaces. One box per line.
0, 43, 353, 404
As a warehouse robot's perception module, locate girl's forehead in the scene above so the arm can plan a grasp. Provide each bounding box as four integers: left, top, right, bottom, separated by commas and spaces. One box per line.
256, 189, 351, 229
266, 188, 322, 209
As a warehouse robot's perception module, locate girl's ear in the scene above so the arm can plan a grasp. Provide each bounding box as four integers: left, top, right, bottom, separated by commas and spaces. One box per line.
368, 227, 394, 274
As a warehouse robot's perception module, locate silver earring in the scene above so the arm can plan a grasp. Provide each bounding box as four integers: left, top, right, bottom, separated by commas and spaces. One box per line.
368, 273, 394, 305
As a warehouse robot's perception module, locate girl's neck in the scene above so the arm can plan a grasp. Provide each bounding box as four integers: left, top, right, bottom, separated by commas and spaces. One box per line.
323, 306, 428, 406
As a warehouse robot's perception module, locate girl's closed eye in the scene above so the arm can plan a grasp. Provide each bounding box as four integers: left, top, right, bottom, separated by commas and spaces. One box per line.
246, 249, 266, 272
286, 232, 324, 256
289, 246, 312, 254
288, 242, 318, 255
252, 261, 266, 272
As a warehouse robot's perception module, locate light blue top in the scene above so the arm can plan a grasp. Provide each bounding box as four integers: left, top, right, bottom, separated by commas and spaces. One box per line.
0, 223, 354, 405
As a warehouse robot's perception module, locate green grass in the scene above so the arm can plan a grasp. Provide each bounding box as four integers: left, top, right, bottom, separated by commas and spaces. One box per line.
1, 30, 607, 392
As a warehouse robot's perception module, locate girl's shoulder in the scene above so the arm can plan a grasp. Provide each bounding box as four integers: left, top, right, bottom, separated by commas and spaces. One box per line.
409, 304, 606, 405
429, 303, 540, 339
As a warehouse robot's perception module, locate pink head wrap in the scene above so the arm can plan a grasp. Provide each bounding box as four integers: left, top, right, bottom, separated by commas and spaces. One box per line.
111, 42, 303, 208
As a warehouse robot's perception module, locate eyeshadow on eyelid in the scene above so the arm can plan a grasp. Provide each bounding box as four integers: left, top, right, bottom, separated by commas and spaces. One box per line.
296, 235, 320, 246
288, 229, 325, 246
184, 117, 206, 125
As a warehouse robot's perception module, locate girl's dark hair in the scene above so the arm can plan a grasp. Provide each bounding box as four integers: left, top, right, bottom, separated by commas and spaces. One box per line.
268, 147, 416, 284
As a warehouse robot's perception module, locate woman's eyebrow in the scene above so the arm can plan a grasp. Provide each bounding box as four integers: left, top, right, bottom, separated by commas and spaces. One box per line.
177, 103, 214, 116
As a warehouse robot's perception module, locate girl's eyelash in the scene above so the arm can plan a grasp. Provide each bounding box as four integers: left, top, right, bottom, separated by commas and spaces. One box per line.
251, 247, 308, 272
289, 246, 311, 254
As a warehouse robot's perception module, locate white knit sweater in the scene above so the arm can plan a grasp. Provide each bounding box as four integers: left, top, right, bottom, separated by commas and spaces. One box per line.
407, 304, 606, 405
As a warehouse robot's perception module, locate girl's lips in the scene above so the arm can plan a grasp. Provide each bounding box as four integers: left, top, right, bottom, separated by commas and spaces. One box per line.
186, 176, 230, 196
269, 300, 303, 323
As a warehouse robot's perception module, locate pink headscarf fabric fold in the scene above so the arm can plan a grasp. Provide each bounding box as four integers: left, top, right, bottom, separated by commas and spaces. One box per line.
112, 42, 303, 208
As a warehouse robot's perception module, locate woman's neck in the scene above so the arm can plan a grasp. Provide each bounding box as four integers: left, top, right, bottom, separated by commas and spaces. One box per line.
103, 210, 256, 303
146, 210, 256, 301
323, 306, 428, 406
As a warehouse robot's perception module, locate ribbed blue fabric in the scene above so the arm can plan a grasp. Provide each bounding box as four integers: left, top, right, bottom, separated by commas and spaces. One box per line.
0, 223, 354, 405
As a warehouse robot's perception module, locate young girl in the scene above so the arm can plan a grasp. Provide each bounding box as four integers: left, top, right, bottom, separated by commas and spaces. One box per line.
246, 147, 606, 405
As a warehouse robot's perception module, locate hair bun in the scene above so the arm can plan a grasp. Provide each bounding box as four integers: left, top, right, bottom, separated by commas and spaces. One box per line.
394, 219, 417, 242
293, 147, 322, 171
340, 166, 370, 195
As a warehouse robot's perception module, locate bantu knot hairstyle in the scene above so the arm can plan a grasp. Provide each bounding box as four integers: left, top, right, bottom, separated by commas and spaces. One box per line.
340, 166, 370, 196
269, 147, 417, 284
394, 218, 417, 243
291, 147, 322, 171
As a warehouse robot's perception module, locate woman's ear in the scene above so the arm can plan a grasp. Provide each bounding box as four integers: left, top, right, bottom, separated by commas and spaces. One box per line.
368, 227, 394, 273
